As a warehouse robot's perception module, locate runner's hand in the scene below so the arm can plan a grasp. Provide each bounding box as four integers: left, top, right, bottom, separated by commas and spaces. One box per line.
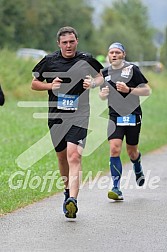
100, 86, 109, 99
52, 77, 62, 89
116, 81, 129, 93
83, 75, 93, 89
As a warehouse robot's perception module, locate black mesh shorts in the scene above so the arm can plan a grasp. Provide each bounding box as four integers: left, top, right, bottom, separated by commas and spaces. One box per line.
48, 117, 89, 152
108, 115, 142, 145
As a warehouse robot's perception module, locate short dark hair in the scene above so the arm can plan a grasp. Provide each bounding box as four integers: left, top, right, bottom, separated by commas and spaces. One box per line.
57, 26, 78, 42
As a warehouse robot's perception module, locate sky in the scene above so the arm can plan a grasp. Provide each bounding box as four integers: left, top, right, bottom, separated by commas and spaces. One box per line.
90, 0, 167, 31
143, 0, 167, 30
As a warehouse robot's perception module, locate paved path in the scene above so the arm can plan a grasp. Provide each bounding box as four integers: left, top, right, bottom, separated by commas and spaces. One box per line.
0, 146, 167, 252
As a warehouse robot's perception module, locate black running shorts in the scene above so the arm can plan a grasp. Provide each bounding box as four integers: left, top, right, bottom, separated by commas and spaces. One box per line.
107, 115, 142, 145
48, 117, 89, 152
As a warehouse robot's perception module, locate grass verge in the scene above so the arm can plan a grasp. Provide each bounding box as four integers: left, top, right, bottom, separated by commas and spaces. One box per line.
0, 69, 167, 215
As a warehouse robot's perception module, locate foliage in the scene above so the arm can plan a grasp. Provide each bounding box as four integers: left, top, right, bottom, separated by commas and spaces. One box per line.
160, 27, 167, 68
0, 0, 97, 54
0, 0, 166, 65
1, 66, 167, 214
97, 0, 157, 61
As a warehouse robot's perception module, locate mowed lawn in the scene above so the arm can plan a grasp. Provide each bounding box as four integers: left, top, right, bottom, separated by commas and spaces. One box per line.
0, 70, 167, 215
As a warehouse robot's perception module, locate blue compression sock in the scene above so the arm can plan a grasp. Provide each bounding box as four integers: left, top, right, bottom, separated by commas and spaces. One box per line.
110, 156, 122, 188
131, 153, 142, 173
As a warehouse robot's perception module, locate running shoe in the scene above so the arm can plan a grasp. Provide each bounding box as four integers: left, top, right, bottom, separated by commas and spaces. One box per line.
64, 197, 78, 218
63, 190, 69, 214
108, 187, 124, 200
134, 168, 145, 186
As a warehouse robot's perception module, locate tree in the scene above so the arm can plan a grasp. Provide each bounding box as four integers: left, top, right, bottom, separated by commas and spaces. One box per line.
98, 0, 157, 61
0, 0, 98, 55
0, 0, 27, 48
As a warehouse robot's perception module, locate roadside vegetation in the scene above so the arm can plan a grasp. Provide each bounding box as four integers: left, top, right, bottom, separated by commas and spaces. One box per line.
0, 49, 167, 215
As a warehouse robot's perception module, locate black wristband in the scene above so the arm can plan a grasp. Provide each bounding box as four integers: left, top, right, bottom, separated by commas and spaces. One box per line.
128, 87, 132, 94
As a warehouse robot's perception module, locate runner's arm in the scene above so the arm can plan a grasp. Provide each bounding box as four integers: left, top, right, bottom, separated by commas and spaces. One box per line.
31, 77, 62, 91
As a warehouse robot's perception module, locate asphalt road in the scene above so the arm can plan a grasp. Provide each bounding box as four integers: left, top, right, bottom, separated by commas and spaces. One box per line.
0, 146, 167, 252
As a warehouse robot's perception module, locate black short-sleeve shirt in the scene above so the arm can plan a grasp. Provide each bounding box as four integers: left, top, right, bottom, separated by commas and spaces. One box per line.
32, 51, 103, 123
101, 61, 148, 117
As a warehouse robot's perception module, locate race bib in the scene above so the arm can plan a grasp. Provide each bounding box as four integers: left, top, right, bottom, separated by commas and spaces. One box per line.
57, 93, 79, 110
117, 114, 136, 126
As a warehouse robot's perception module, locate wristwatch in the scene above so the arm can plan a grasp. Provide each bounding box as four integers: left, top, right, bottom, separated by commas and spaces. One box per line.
91, 82, 96, 88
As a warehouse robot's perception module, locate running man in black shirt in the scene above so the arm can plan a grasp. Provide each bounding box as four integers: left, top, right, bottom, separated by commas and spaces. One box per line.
84, 42, 151, 200
31, 26, 103, 218
99, 42, 151, 200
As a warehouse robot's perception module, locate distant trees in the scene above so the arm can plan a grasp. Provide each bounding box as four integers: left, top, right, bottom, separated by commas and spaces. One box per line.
97, 0, 157, 61
0, 0, 165, 64
0, 0, 97, 53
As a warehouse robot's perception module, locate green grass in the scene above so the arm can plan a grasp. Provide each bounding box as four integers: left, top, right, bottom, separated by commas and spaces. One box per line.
0, 50, 167, 215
